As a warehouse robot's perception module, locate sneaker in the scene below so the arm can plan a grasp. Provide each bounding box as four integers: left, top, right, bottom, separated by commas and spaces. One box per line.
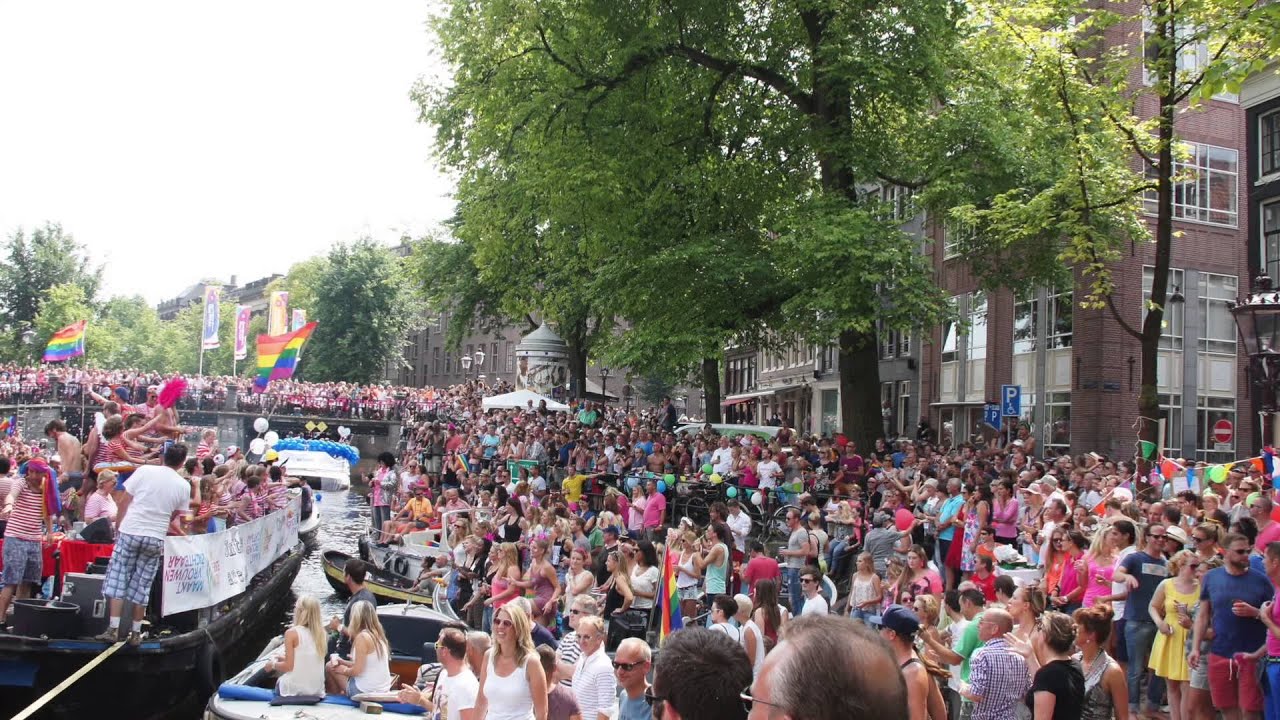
126, 631, 144, 646
93, 628, 119, 643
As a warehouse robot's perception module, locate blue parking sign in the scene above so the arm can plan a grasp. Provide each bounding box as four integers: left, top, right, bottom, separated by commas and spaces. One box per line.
984, 404, 1001, 429
1001, 385, 1021, 417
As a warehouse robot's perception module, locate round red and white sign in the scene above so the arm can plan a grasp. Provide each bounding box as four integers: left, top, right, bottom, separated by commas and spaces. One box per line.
1213, 419, 1233, 444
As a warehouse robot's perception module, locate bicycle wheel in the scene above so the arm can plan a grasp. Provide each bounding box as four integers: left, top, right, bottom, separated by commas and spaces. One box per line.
765, 504, 801, 544
679, 496, 710, 527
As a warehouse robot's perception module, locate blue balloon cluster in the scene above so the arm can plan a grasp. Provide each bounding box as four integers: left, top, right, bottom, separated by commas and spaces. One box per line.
274, 438, 360, 466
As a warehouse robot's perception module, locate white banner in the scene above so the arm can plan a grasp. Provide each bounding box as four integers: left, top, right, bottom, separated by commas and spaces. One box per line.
202, 286, 222, 350
161, 497, 300, 616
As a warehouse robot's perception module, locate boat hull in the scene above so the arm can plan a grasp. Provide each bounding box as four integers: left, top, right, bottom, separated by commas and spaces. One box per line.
0, 543, 305, 720
321, 550, 442, 607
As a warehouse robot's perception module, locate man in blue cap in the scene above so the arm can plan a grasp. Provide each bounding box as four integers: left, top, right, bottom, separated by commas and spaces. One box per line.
879, 604, 933, 720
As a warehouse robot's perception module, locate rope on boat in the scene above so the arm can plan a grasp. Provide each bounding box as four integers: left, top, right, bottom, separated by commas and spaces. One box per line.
11, 640, 127, 720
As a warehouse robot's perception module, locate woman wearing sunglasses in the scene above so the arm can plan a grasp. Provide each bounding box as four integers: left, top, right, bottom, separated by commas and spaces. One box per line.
477, 602, 548, 720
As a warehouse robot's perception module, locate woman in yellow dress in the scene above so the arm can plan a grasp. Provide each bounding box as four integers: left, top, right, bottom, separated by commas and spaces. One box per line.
1149, 549, 1200, 720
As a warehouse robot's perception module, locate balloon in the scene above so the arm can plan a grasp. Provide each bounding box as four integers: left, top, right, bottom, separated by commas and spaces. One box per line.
264, 431, 280, 447
253, 417, 269, 433
249, 438, 267, 455
1209, 465, 1228, 483
315, 493, 323, 502
725, 486, 738, 498
338, 426, 352, 439
895, 507, 915, 531
702, 464, 714, 475
751, 492, 763, 506
656, 480, 667, 493
626, 476, 639, 491
709, 473, 723, 484
663, 473, 676, 485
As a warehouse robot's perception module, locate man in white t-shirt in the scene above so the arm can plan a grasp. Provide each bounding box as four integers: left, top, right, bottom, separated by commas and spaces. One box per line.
726, 500, 752, 553
96, 444, 197, 644
798, 567, 829, 616
710, 437, 734, 475
756, 449, 782, 490
399, 627, 479, 720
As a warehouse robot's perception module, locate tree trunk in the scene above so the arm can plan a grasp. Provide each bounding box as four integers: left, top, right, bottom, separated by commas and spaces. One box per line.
560, 318, 590, 401
839, 329, 884, 452
1137, 11, 1177, 476
702, 356, 723, 423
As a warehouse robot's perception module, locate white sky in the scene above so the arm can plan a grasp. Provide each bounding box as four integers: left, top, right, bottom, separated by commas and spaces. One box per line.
0, 1, 454, 304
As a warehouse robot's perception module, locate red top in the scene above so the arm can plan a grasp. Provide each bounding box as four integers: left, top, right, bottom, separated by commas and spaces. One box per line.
743, 556, 781, 593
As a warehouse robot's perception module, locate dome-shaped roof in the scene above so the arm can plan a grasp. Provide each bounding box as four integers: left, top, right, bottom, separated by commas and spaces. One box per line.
516, 323, 569, 358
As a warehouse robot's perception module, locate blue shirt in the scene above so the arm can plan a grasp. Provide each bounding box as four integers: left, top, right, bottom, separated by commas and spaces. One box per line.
482, 434, 500, 459
1119, 551, 1167, 620
618, 688, 650, 720
937, 495, 965, 541
559, 441, 576, 467
1200, 566, 1273, 656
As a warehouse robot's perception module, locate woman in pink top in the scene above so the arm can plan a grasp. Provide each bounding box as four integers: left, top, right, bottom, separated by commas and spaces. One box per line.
1078, 538, 1118, 608
991, 478, 1020, 544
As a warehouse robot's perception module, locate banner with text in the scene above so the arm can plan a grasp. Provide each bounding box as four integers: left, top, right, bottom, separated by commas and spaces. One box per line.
268, 291, 290, 336
201, 286, 221, 350
234, 305, 251, 360
291, 308, 306, 332
161, 497, 300, 615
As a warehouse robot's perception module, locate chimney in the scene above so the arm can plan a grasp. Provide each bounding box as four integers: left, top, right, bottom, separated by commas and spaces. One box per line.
230, 274, 238, 288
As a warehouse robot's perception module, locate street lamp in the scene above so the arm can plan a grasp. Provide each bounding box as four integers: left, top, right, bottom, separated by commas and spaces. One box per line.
1230, 274, 1280, 449
460, 354, 472, 380
599, 366, 610, 403
474, 349, 486, 380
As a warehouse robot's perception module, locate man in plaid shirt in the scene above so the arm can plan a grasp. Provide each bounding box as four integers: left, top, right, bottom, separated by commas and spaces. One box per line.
962, 609, 1030, 720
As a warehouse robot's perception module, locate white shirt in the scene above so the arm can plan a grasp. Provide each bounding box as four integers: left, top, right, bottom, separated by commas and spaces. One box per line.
118, 464, 192, 539
572, 647, 617, 720
800, 593, 829, 616
727, 511, 752, 552
711, 447, 734, 475
1111, 545, 1137, 616
437, 667, 479, 720
756, 461, 782, 489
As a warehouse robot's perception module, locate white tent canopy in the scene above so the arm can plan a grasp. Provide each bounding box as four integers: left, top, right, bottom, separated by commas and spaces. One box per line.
482, 389, 569, 412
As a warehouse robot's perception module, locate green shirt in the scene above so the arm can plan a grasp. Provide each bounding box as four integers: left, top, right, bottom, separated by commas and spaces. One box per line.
956, 612, 984, 682
587, 527, 604, 550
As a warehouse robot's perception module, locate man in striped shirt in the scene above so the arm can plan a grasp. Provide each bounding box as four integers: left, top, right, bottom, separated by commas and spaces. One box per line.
0, 459, 54, 627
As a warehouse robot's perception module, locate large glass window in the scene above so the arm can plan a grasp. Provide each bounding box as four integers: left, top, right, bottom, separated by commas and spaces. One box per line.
1197, 396, 1235, 462
505, 342, 515, 373
882, 184, 917, 222
941, 299, 960, 363
1264, 201, 1280, 281
1198, 273, 1238, 355
879, 324, 912, 360
1048, 288, 1073, 348
433, 347, 441, 375
1045, 392, 1071, 451
1158, 394, 1183, 459
897, 381, 911, 440
943, 221, 972, 260
1142, 267, 1185, 350
1262, 110, 1280, 178
1012, 287, 1073, 355
967, 293, 988, 361
1013, 290, 1038, 354
1144, 142, 1239, 227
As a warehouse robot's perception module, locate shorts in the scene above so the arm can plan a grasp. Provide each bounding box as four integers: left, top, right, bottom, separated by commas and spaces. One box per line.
1111, 619, 1128, 663
2, 537, 44, 586
1189, 641, 1210, 690
678, 586, 700, 601
1208, 653, 1264, 712
102, 532, 165, 606
345, 677, 365, 698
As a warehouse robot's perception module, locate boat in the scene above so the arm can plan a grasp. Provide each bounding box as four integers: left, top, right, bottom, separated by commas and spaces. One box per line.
358, 508, 488, 582
291, 485, 321, 543
279, 448, 352, 491
0, 502, 305, 720
204, 603, 454, 719
322, 550, 454, 614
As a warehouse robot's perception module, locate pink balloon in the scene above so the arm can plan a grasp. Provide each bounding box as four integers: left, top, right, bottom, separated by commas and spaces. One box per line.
895, 507, 915, 531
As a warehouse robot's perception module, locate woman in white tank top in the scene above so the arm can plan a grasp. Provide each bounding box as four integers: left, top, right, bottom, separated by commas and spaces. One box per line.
324, 601, 393, 696
270, 595, 326, 697
478, 603, 548, 720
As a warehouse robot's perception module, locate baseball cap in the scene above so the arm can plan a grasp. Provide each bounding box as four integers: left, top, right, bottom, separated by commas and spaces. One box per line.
880, 604, 921, 637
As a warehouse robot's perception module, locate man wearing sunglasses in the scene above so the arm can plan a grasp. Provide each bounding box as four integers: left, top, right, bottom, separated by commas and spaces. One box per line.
614, 638, 652, 720
572, 616, 616, 720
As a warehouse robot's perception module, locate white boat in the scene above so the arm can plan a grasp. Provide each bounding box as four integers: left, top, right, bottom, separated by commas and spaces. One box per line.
279, 449, 352, 491
204, 604, 454, 719
359, 508, 489, 581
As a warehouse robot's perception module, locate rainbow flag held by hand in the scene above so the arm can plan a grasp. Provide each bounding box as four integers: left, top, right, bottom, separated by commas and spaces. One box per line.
456, 454, 472, 474
253, 322, 317, 393
43, 320, 87, 362
0, 415, 13, 436
659, 544, 684, 644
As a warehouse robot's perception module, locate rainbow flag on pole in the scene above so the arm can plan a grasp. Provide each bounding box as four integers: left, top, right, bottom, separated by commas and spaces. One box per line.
43, 320, 86, 362
0, 415, 14, 436
253, 322, 317, 393
658, 545, 684, 643
456, 454, 472, 474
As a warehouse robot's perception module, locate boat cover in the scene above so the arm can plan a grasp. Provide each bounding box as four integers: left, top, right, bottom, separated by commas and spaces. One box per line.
217, 684, 426, 715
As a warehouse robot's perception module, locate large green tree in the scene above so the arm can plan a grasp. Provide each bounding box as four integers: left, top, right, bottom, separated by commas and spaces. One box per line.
420, 0, 966, 443
305, 239, 419, 384
0, 223, 102, 359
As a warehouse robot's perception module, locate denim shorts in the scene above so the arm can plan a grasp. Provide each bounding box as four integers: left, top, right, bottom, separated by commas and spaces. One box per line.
1, 537, 43, 586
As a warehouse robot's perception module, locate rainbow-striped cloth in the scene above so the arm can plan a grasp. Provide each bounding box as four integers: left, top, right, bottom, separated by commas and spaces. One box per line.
43, 320, 86, 362
253, 322, 317, 393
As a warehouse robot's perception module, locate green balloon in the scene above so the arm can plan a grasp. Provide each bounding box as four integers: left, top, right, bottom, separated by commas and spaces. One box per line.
664, 473, 676, 485
1209, 465, 1227, 483
702, 464, 714, 475
726, 486, 738, 498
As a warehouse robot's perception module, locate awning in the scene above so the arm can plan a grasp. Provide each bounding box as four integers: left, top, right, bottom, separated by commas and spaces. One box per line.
721, 389, 776, 406
927, 400, 989, 407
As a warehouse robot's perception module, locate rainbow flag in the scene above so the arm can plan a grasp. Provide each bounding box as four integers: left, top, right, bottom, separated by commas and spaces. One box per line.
456, 454, 472, 474
0, 415, 13, 436
658, 546, 683, 643
253, 322, 317, 393
43, 320, 86, 362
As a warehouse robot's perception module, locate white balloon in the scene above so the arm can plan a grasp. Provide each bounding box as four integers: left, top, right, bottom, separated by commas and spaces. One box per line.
338, 426, 352, 438
253, 417, 269, 433
249, 438, 267, 455
751, 492, 763, 506
264, 431, 280, 447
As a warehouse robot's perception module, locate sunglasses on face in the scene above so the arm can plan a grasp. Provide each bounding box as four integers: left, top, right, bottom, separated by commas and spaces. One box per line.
613, 660, 645, 672
493, 618, 514, 628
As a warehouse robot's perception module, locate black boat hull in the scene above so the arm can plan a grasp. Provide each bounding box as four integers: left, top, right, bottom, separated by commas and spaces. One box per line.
0, 542, 305, 720
322, 549, 440, 606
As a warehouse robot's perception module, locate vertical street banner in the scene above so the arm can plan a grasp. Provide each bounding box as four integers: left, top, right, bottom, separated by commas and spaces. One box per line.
268, 290, 289, 336
201, 286, 221, 349
234, 305, 251, 360
290, 308, 306, 332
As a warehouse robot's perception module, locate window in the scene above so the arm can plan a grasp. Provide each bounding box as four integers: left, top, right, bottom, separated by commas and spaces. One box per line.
942, 221, 972, 260
1198, 273, 1237, 355
941, 315, 959, 363
1144, 142, 1238, 227
433, 347, 441, 375
879, 325, 912, 360
1159, 393, 1183, 458
1048, 288, 1073, 348
967, 293, 988, 361
1013, 290, 1038, 354
1264, 201, 1280, 281
1197, 396, 1235, 462
1045, 392, 1071, 451
1263, 110, 1280, 178
1012, 287, 1072, 354
1142, 267, 1185, 350
505, 342, 515, 372
444, 353, 452, 375
896, 381, 911, 439
881, 185, 917, 222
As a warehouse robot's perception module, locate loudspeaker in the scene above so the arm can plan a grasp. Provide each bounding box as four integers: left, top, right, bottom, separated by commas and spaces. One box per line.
60, 572, 109, 636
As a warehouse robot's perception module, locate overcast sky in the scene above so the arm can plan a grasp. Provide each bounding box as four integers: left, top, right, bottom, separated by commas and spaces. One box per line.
0, 1, 453, 305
